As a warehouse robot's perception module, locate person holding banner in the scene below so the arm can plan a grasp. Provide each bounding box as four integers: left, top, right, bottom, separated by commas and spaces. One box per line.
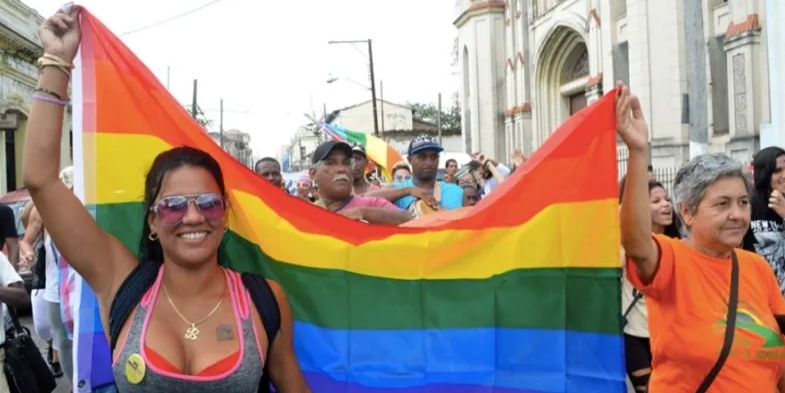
618, 82, 785, 393
23, 8, 310, 392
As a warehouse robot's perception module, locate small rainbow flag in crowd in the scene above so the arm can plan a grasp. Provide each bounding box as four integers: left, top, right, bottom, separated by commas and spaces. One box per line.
319, 122, 404, 180
68, 7, 624, 393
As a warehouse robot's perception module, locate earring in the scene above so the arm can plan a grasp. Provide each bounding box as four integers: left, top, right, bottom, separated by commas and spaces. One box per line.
148, 232, 158, 241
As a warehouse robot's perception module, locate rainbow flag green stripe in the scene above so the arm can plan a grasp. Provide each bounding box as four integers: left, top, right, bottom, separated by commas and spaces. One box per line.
70, 8, 626, 392
96, 200, 620, 333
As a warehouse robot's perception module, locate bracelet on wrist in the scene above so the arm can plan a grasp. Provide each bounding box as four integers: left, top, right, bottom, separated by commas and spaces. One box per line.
33, 87, 65, 102
32, 92, 67, 107
37, 53, 73, 80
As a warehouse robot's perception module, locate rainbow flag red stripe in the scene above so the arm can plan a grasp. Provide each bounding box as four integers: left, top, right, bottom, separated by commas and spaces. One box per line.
67, 8, 625, 392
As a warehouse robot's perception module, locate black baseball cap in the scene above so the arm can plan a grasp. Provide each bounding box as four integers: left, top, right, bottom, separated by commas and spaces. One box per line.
312, 140, 353, 164
351, 143, 367, 158
408, 135, 444, 156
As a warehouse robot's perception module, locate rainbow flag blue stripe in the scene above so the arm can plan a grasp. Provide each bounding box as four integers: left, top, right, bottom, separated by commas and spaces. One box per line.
66, 7, 625, 392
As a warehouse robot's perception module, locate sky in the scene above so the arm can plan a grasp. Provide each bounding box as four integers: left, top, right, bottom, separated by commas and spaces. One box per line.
23, 0, 462, 159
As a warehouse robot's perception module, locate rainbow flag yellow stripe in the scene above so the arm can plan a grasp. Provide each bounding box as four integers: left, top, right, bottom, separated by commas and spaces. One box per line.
70, 8, 626, 393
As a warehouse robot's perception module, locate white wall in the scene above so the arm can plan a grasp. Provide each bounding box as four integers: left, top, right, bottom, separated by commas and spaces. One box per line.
336, 101, 413, 133
386, 135, 464, 157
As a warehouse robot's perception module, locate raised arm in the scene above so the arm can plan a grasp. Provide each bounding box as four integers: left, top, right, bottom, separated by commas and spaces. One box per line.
484, 160, 506, 185
23, 10, 136, 300
617, 83, 659, 284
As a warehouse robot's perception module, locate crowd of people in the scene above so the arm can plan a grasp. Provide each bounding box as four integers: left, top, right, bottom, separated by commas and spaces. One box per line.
253, 135, 523, 225
1, 7, 785, 393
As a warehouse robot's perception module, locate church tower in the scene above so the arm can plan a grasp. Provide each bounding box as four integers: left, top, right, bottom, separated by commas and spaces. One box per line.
454, 0, 507, 159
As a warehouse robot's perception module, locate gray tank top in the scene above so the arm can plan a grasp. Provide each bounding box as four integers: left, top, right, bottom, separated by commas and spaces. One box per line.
112, 267, 264, 392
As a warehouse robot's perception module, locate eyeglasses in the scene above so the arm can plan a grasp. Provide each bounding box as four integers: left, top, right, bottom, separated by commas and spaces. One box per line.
394, 174, 412, 183
150, 193, 226, 226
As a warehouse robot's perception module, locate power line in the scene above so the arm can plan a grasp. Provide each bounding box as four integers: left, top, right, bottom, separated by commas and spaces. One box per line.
120, 0, 226, 36
350, 43, 369, 59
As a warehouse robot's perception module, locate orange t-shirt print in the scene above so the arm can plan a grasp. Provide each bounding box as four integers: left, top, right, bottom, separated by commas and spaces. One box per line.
627, 234, 785, 393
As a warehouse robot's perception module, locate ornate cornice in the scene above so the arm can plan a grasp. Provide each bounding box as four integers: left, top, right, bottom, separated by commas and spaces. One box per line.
0, 20, 42, 62
726, 14, 761, 39
454, 0, 506, 28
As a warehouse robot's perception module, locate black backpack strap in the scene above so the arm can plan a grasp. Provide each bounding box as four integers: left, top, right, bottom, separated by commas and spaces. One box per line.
695, 250, 740, 393
108, 261, 160, 351
241, 273, 281, 393
621, 289, 644, 327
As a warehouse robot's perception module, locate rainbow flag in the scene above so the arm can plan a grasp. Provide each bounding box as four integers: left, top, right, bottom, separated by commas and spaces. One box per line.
69, 8, 624, 392
319, 122, 404, 180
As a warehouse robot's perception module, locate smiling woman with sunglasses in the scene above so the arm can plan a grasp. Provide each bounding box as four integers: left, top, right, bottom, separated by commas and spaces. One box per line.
22, 9, 310, 393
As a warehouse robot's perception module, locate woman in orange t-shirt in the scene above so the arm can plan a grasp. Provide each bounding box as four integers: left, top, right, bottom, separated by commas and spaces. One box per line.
617, 83, 785, 393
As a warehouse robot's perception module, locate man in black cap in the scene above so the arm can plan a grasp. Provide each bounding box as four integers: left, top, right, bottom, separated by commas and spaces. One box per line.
350, 144, 381, 196
309, 141, 412, 225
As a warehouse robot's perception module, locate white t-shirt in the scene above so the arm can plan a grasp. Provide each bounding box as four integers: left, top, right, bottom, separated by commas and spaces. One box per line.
620, 250, 649, 337
0, 252, 23, 345
483, 163, 511, 196
43, 234, 60, 303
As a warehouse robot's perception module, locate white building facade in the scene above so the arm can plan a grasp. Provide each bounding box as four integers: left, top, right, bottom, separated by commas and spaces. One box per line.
0, 0, 72, 194
335, 99, 414, 134
281, 99, 463, 171
456, 0, 782, 167
208, 128, 253, 168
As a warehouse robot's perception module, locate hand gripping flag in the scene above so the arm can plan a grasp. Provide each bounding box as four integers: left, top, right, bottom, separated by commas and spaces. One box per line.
69, 8, 625, 393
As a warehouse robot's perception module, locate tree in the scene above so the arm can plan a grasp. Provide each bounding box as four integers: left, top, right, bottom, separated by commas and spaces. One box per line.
407, 99, 461, 131
187, 104, 213, 131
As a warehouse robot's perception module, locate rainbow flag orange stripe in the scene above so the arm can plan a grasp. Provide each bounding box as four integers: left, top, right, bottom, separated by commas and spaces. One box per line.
68, 9, 625, 392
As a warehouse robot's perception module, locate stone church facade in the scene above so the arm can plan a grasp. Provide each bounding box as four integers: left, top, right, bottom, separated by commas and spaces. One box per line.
456, 0, 785, 168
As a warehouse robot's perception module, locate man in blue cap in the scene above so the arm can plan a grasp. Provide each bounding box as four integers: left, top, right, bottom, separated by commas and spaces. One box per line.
370, 135, 463, 215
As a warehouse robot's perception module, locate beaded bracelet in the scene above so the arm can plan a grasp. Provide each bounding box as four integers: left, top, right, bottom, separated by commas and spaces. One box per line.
33, 87, 65, 102
33, 92, 66, 107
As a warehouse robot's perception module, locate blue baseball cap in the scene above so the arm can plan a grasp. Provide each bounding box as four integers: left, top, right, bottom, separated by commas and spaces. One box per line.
407, 135, 444, 156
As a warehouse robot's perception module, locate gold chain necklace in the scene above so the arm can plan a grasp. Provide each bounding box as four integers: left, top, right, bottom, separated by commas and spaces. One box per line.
163, 283, 225, 341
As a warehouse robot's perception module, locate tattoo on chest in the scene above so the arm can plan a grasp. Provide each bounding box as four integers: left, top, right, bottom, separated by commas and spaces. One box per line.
216, 324, 234, 341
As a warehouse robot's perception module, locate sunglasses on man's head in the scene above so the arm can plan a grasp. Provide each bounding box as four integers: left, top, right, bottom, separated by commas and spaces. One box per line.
150, 193, 226, 226
395, 174, 412, 183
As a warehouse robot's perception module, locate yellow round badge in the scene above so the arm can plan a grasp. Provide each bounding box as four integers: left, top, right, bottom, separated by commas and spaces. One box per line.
125, 353, 146, 384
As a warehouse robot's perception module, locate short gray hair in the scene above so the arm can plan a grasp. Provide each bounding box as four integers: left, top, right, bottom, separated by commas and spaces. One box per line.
673, 153, 752, 215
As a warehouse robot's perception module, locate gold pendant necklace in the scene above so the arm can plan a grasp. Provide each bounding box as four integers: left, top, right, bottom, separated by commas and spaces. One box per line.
163, 282, 225, 341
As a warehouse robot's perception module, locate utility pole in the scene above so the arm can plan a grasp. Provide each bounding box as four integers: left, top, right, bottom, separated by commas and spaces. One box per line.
683, 0, 708, 158
367, 39, 379, 136
219, 98, 224, 149
191, 79, 198, 119
437, 93, 443, 145
328, 39, 380, 136
380, 80, 385, 132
